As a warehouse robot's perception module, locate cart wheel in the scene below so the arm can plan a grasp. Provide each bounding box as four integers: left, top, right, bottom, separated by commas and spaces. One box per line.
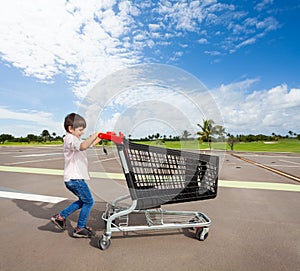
195, 227, 209, 241
98, 236, 111, 250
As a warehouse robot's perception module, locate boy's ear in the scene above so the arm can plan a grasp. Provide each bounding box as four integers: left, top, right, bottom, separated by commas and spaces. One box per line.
67, 125, 73, 133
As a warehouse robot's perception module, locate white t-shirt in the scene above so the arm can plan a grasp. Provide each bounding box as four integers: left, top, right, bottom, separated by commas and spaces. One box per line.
63, 133, 90, 182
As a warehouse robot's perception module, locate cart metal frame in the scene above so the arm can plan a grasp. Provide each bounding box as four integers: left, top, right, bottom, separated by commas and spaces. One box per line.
97, 132, 219, 250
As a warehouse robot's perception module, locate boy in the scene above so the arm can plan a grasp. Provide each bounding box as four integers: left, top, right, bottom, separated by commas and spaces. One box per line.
51, 113, 101, 238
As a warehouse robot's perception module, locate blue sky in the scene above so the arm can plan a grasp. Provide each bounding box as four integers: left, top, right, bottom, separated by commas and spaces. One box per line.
0, 0, 299, 138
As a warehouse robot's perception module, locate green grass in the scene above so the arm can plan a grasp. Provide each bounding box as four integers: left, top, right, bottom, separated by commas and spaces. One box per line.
133, 139, 300, 153
229, 139, 300, 153
1, 141, 63, 146
1, 139, 300, 153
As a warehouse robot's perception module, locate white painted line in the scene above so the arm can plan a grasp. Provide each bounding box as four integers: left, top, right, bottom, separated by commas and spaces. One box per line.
93, 157, 118, 163
0, 165, 124, 179
279, 159, 300, 165
0, 191, 67, 203
1, 181, 299, 204
265, 164, 299, 168
5, 157, 63, 166
90, 171, 124, 179
15, 153, 62, 157
242, 154, 299, 158
0, 165, 64, 175
0, 165, 299, 192
219, 180, 300, 192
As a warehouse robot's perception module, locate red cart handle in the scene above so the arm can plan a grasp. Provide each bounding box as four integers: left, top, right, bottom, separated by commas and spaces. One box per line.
98, 131, 124, 144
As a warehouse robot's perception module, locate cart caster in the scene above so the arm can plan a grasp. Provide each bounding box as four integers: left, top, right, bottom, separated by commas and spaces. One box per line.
195, 227, 209, 241
98, 235, 111, 250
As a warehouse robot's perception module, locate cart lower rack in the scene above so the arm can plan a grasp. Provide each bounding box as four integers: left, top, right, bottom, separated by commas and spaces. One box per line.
97, 132, 219, 250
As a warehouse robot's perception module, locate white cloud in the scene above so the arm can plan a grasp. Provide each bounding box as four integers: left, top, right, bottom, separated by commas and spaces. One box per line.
81, 72, 300, 138
212, 80, 300, 135
0, 107, 63, 136
77, 64, 223, 139
0, 0, 292, 140
198, 38, 208, 44
205, 50, 221, 56
236, 37, 257, 49
0, 0, 296, 142
0, 0, 140, 97
79, 67, 300, 138
255, 0, 274, 11
256, 17, 280, 31
0, 0, 281, 98
149, 23, 161, 32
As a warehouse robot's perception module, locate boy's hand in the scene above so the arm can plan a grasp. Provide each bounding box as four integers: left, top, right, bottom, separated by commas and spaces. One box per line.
91, 134, 102, 147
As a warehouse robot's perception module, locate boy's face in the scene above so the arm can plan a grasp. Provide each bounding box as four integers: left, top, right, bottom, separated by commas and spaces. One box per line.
69, 126, 85, 139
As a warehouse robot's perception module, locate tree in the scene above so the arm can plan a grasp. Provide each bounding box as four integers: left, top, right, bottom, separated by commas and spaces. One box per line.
288, 131, 294, 138
212, 125, 226, 141
41, 130, 51, 142
181, 130, 191, 140
0, 134, 14, 144
197, 119, 215, 149
227, 135, 236, 151
27, 134, 38, 143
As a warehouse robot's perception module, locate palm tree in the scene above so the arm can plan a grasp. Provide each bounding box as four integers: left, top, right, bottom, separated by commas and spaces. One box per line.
212, 125, 226, 141
182, 130, 191, 140
197, 119, 215, 150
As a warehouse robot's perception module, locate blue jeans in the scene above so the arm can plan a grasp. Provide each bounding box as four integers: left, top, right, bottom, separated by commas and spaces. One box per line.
60, 179, 94, 229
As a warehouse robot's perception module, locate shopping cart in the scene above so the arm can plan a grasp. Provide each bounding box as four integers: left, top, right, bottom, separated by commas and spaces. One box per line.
97, 132, 219, 250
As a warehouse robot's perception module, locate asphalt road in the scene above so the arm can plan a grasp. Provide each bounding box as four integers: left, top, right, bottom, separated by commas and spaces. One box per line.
0, 145, 299, 271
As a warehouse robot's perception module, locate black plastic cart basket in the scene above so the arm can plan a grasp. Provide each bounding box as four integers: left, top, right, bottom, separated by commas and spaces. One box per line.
97, 132, 219, 250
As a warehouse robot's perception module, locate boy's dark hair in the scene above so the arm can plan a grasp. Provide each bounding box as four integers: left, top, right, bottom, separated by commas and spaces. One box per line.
64, 113, 86, 132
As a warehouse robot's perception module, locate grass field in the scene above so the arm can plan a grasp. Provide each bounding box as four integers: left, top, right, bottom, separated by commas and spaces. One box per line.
1, 139, 300, 153
0, 141, 63, 146
133, 139, 300, 153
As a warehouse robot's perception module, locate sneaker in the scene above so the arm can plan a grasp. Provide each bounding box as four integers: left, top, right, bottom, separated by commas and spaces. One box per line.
73, 227, 92, 238
50, 214, 66, 230
85, 226, 93, 233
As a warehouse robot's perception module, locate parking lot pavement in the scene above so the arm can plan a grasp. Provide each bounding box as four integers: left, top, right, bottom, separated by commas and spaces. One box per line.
231, 152, 300, 178
0, 146, 299, 271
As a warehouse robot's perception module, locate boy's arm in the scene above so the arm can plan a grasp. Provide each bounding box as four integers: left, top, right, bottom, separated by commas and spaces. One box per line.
91, 136, 102, 147
80, 132, 101, 151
